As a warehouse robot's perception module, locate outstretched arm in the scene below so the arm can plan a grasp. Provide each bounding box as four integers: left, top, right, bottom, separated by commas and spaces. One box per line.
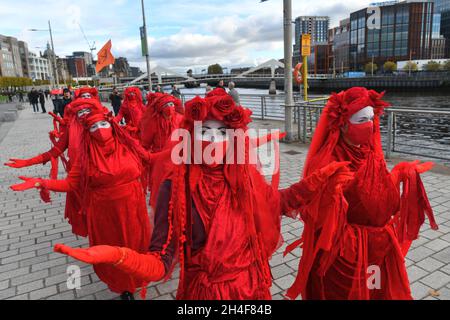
5, 127, 69, 169
279, 161, 353, 218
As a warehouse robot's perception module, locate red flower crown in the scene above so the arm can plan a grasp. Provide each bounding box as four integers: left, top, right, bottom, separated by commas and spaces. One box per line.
184, 95, 252, 130
325, 87, 390, 129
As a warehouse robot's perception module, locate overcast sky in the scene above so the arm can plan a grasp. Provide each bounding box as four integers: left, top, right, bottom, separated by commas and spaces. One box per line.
0, 0, 374, 72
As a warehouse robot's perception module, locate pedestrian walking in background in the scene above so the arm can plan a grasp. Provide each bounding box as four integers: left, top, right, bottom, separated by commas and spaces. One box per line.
228, 81, 240, 105
18, 91, 24, 102
29, 88, 39, 113
39, 90, 47, 113
44, 89, 50, 100
170, 84, 181, 99
109, 87, 122, 116
205, 85, 212, 95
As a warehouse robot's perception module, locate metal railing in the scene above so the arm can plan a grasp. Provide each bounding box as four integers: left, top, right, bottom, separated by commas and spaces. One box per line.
292, 103, 450, 162
101, 88, 450, 162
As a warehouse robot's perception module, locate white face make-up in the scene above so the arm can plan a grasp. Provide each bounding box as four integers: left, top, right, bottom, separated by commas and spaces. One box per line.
80, 93, 92, 99
195, 120, 228, 142
77, 108, 91, 118
349, 106, 375, 124
89, 121, 111, 133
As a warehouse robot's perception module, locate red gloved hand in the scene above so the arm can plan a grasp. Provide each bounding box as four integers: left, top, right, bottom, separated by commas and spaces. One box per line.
5, 154, 45, 168
10, 176, 44, 191
304, 161, 353, 192
392, 160, 434, 185
54, 244, 122, 265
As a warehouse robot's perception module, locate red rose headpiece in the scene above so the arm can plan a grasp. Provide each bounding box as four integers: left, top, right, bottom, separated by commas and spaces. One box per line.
74, 87, 99, 100
325, 87, 390, 129
184, 95, 252, 130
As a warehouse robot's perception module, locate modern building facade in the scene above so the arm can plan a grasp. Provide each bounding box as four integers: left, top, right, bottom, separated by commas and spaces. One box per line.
293, 16, 330, 60
329, 18, 351, 73
67, 56, 88, 78
28, 52, 51, 81
0, 34, 29, 77
349, 1, 434, 71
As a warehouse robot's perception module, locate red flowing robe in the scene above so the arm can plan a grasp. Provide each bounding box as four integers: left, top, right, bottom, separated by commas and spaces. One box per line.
44, 138, 151, 293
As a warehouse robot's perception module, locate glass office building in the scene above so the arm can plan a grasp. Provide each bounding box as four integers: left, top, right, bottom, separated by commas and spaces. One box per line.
349, 1, 434, 70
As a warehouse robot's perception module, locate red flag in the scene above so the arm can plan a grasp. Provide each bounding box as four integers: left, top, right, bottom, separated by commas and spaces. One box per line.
96, 40, 115, 73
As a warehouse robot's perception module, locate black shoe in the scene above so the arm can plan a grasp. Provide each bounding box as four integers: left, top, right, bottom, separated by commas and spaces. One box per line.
120, 291, 135, 300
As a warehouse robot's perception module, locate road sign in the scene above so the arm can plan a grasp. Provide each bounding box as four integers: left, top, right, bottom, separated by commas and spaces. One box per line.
301, 34, 311, 56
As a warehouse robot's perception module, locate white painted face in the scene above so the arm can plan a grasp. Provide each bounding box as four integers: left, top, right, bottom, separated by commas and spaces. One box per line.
89, 121, 111, 133
195, 120, 228, 142
77, 108, 91, 118
80, 93, 92, 99
349, 106, 375, 124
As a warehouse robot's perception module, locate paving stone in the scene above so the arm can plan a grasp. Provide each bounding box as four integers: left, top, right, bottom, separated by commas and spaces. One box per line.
424, 238, 450, 252
17, 279, 44, 295
410, 282, 432, 300
407, 265, 428, 283
416, 257, 445, 272
29, 286, 58, 300
274, 274, 295, 290
420, 271, 450, 290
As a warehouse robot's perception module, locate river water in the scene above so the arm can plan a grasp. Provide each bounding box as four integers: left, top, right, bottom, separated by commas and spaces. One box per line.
180, 87, 450, 110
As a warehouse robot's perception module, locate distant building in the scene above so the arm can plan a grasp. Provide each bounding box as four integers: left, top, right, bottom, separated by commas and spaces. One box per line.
73, 51, 95, 76
67, 56, 88, 78
0, 34, 28, 77
18, 41, 30, 78
113, 57, 131, 77
349, 1, 434, 71
129, 66, 142, 78
56, 57, 70, 84
329, 18, 351, 73
293, 16, 330, 70
28, 52, 51, 81
431, 37, 447, 58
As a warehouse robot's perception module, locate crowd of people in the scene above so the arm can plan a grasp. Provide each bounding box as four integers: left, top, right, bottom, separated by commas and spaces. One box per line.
4, 82, 439, 301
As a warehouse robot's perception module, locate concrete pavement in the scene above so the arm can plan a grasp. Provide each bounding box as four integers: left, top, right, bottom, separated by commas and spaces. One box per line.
1, 100, 450, 300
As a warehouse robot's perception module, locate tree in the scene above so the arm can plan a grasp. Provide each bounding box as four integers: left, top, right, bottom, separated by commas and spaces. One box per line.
207, 64, 223, 75
424, 61, 441, 72
443, 60, 450, 71
383, 61, 397, 73
403, 61, 418, 72
364, 62, 378, 75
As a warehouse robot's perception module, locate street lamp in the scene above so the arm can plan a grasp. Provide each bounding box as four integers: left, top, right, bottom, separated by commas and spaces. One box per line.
29, 20, 60, 87
261, 0, 294, 141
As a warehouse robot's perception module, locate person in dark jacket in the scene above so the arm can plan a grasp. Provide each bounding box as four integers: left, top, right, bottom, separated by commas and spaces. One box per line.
109, 87, 122, 116
58, 88, 72, 117
38, 90, 47, 113
29, 88, 40, 113
170, 85, 181, 99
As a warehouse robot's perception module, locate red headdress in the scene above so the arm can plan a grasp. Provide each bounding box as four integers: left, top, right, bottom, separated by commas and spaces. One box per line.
140, 93, 182, 151
74, 87, 100, 101
121, 87, 145, 127
303, 87, 389, 177
205, 87, 228, 98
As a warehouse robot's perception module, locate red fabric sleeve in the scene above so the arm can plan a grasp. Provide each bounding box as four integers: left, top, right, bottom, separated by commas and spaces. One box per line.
47, 130, 69, 159
116, 248, 165, 283
41, 161, 81, 192
392, 163, 438, 255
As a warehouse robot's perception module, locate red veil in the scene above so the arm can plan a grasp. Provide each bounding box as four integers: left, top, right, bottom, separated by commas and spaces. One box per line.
285, 87, 438, 300
74, 87, 100, 101
116, 87, 145, 128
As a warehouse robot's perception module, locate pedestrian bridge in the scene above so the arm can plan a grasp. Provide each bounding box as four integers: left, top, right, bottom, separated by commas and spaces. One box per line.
102, 59, 332, 88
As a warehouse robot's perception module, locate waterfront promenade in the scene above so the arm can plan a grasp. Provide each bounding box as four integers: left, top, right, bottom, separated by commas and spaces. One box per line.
1, 100, 450, 300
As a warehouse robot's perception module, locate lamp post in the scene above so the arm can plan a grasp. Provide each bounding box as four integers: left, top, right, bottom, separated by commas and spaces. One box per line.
261, 0, 294, 141
29, 21, 59, 87
141, 0, 152, 91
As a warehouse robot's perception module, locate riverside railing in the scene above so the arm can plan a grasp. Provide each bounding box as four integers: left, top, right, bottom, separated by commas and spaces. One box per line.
101, 90, 450, 162
291, 103, 450, 162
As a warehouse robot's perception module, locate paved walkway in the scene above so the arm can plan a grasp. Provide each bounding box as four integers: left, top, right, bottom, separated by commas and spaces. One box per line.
1, 101, 450, 300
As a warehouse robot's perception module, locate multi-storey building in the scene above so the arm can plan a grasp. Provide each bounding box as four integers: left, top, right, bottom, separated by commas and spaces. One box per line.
28, 52, 51, 81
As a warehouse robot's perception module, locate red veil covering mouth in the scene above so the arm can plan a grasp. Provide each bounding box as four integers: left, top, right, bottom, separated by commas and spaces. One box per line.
150, 94, 284, 298
120, 87, 145, 127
